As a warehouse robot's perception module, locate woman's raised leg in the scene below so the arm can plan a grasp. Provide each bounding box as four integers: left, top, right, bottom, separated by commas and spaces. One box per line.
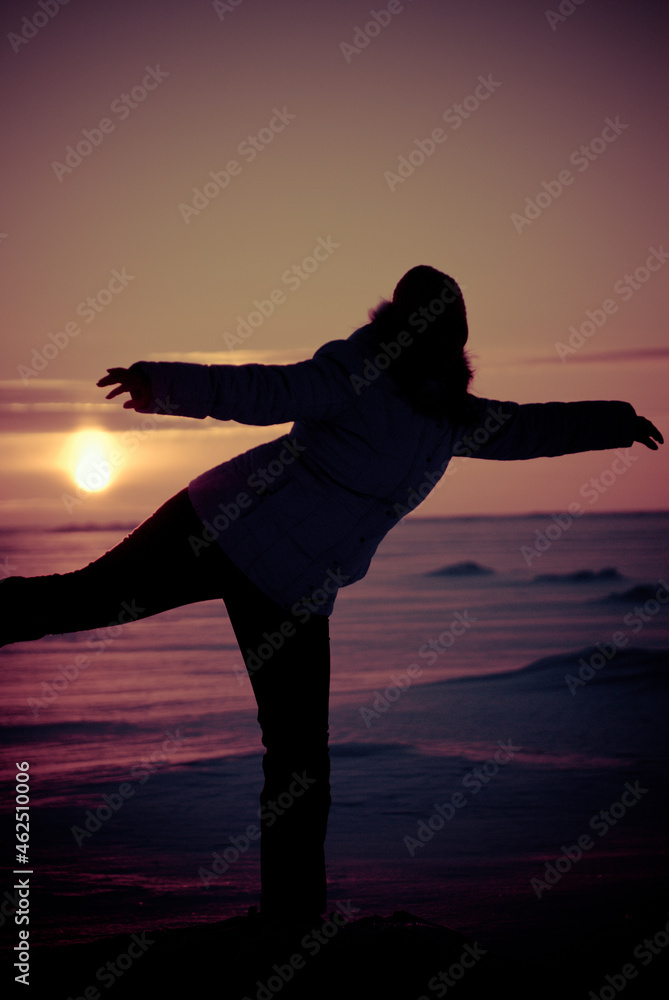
0, 488, 229, 646
2, 487, 333, 921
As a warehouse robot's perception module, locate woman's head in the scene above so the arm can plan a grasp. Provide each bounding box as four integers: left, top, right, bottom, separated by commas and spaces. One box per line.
390, 265, 468, 348
367, 265, 474, 420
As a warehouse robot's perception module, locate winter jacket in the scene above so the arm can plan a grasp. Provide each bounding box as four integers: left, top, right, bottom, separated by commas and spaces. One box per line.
132, 324, 637, 616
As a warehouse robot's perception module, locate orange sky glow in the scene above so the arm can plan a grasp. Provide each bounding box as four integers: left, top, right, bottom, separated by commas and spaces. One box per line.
1, 0, 667, 528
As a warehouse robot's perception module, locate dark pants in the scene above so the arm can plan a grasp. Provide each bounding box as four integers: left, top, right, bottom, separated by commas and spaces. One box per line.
3, 488, 331, 920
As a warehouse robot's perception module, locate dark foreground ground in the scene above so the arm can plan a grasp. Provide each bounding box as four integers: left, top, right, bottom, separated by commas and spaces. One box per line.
8, 902, 669, 999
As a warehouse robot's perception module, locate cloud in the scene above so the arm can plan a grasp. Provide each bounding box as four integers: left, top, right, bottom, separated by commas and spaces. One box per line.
145, 348, 315, 365
0, 379, 189, 435
0, 350, 317, 434
520, 347, 669, 366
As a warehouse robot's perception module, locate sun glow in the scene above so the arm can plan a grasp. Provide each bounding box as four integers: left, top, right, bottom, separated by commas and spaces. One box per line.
65, 429, 115, 493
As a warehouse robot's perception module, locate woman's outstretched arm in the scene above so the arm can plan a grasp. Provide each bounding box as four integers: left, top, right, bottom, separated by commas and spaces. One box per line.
451, 396, 663, 460
96, 344, 357, 425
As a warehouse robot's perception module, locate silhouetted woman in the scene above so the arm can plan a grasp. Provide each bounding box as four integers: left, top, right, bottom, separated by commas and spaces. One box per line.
1, 265, 662, 924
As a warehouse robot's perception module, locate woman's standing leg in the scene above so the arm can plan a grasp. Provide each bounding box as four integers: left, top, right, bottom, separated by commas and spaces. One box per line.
221, 581, 332, 922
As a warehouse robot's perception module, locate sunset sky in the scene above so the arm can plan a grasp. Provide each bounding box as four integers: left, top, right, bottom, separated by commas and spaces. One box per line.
1, 0, 667, 528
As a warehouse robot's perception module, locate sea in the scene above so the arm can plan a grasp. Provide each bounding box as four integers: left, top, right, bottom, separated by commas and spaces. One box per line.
1, 511, 668, 965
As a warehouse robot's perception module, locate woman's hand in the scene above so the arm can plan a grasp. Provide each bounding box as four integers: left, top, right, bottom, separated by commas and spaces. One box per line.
632, 415, 664, 450
96, 367, 151, 410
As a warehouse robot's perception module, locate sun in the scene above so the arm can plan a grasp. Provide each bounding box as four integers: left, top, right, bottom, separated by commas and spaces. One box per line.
65, 429, 115, 493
